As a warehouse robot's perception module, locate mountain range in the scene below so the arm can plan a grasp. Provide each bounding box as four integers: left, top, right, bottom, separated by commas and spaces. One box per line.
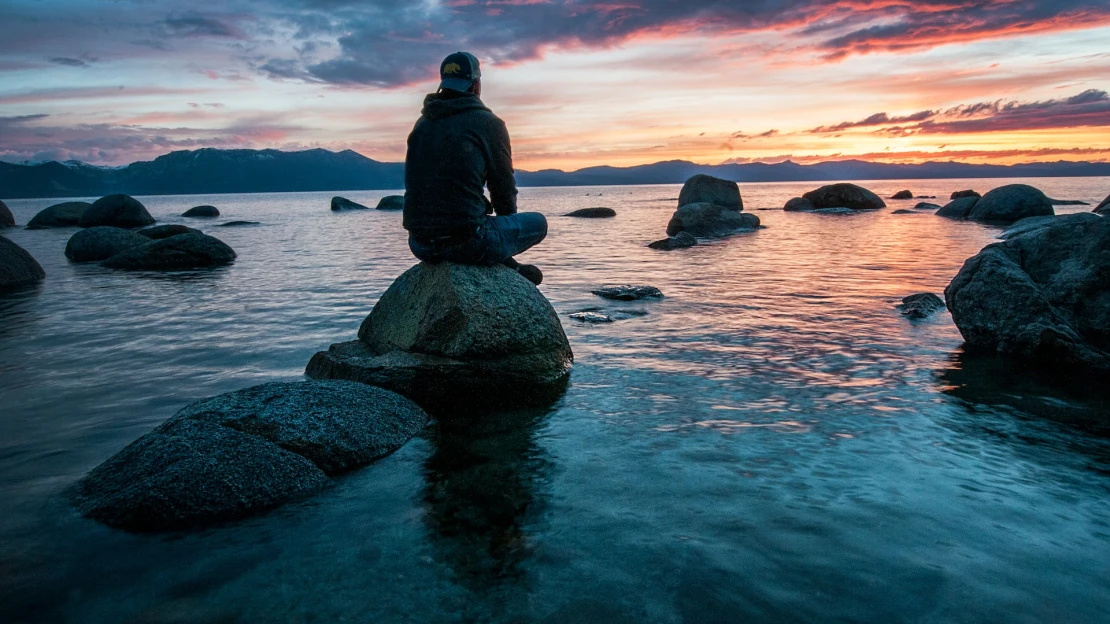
2, 147, 1108, 199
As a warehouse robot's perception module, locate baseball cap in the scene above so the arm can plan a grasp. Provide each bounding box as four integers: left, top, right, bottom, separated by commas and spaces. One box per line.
439, 51, 481, 92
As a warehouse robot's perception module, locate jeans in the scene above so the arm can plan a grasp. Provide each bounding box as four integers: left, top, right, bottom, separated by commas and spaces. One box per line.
409, 212, 548, 266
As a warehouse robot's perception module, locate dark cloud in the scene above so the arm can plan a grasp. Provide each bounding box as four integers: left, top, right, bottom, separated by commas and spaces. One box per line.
809, 110, 935, 133
161, 13, 245, 39
879, 89, 1110, 135
731, 129, 780, 140
49, 57, 89, 67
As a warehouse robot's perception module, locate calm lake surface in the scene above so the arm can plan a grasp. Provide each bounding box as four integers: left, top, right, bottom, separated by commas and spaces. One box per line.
2, 178, 1109, 623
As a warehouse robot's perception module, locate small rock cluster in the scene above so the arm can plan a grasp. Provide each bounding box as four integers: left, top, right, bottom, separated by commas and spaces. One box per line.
935, 184, 1054, 224
649, 174, 759, 250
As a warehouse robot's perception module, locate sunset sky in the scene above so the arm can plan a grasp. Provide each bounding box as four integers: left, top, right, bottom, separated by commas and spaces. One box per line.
1, 0, 1109, 170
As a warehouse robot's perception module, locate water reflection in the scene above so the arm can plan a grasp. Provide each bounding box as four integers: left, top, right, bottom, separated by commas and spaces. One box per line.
0, 283, 43, 341
421, 406, 553, 595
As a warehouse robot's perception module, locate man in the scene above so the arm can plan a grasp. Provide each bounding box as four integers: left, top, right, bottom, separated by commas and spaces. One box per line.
403, 51, 547, 285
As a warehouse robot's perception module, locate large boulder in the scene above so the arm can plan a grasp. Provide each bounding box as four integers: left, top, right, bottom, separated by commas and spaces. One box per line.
78, 195, 155, 228
0, 237, 46, 288
565, 207, 616, 218
967, 184, 1053, 225
306, 263, 573, 410
944, 215, 1110, 372
802, 183, 886, 210
665, 202, 759, 237
70, 380, 427, 531
376, 195, 405, 211
891, 190, 913, 200
783, 197, 816, 212
182, 205, 219, 218
101, 233, 236, 270
678, 175, 742, 210
65, 227, 149, 262
26, 202, 91, 229
331, 196, 368, 211
1095, 194, 1109, 215
951, 190, 980, 200
138, 224, 202, 240
935, 196, 979, 219
0, 200, 13, 227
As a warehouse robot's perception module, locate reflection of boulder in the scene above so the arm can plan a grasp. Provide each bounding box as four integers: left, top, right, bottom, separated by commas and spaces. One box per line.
331, 196, 368, 211
376, 195, 405, 211
78, 194, 155, 228
26, 202, 90, 229
966, 184, 1053, 225
65, 227, 149, 262
306, 263, 573, 410
182, 205, 219, 218
70, 381, 428, 531
0, 237, 45, 288
945, 215, 1110, 372
665, 203, 759, 237
101, 233, 236, 270
891, 190, 913, 200
802, 183, 885, 210
678, 174, 742, 210
648, 231, 697, 250
565, 207, 615, 218
0, 200, 14, 227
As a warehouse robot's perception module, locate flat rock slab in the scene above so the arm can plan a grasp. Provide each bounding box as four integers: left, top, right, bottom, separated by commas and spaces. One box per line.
71, 380, 429, 531
592, 285, 663, 301
27, 202, 91, 229
102, 233, 236, 270
565, 207, 616, 218
0, 237, 46, 288
65, 227, 149, 262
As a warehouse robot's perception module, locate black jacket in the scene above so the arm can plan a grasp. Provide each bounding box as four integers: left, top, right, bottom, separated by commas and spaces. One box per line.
403, 91, 518, 236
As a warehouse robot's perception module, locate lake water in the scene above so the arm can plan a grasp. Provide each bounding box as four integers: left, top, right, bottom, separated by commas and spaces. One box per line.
2, 178, 1109, 623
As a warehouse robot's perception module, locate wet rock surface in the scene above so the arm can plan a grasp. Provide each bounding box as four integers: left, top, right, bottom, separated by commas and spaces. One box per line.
648, 231, 697, 250
802, 183, 886, 210
182, 205, 220, 218
26, 202, 91, 229
665, 202, 759, 237
897, 293, 945, 319
331, 196, 369, 211
65, 227, 149, 262
0, 236, 46, 288
101, 233, 236, 270
565, 207, 616, 218
78, 195, 155, 229
945, 214, 1110, 372
592, 285, 663, 301
678, 174, 742, 210
569, 311, 614, 323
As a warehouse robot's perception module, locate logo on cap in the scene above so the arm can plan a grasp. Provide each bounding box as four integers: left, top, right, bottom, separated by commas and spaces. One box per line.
443, 63, 462, 75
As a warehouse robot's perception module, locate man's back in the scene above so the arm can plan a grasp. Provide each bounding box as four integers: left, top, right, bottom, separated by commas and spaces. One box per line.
403, 90, 518, 237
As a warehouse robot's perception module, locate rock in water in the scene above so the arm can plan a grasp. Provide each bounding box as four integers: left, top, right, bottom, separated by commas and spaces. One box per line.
138, 224, 202, 240
967, 184, 1054, 225
218, 221, 260, 227
897, 293, 945, 319
665, 203, 759, 237
376, 196, 405, 211
331, 196, 369, 211
802, 184, 886, 210
783, 197, 816, 212
892, 210, 917, 215
569, 312, 614, 323
915, 202, 941, 210
998, 213, 1101, 240
0, 200, 13, 227
565, 207, 616, 218
951, 190, 981, 200
306, 263, 573, 410
101, 233, 236, 270
1094, 194, 1109, 215
678, 174, 743, 210
79, 194, 155, 228
65, 227, 149, 262
935, 196, 979, 219
26, 202, 91, 229
70, 380, 428, 531
0, 237, 46, 288
1047, 198, 1089, 206
945, 215, 1110, 372
592, 285, 664, 301
891, 190, 913, 200
183, 205, 219, 218
648, 231, 697, 250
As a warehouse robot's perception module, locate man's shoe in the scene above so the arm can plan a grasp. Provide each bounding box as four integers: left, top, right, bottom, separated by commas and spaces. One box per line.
516, 264, 543, 285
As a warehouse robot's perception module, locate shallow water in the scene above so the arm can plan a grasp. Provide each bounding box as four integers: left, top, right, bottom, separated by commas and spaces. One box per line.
2, 178, 1109, 623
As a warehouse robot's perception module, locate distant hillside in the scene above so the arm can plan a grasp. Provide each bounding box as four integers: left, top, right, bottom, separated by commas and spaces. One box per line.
2, 148, 1108, 199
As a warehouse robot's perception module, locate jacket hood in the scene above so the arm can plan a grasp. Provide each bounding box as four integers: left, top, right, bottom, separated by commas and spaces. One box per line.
421, 91, 490, 120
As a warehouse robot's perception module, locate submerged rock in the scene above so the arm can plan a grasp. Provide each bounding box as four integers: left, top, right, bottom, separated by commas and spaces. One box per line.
569, 311, 614, 323
0, 237, 45, 288
914, 202, 941, 210
79, 194, 155, 229
592, 285, 663, 301
783, 197, 816, 212
892, 209, 917, 215
951, 190, 980, 200
897, 293, 945, 319
1047, 198, 1089, 206
376, 195, 405, 211
935, 196, 979, 219
101, 233, 236, 270
967, 184, 1054, 225
70, 380, 427, 531
648, 231, 697, 250
306, 263, 573, 410
65, 227, 149, 262
1095, 194, 1109, 215
945, 215, 1110, 372
0, 200, 13, 227
802, 183, 886, 210
218, 221, 260, 227
678, 174, 743, 210
183, 205, 219, 218
665, 202, 759, 237
331, 196, 369, 211
891, 190, 913, 200
26, 202, 91, 229
138, 224, 202, 240
565, 207, 616, 218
